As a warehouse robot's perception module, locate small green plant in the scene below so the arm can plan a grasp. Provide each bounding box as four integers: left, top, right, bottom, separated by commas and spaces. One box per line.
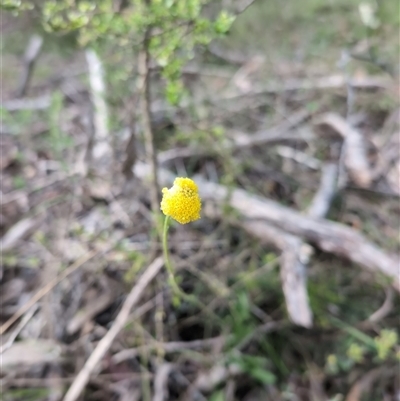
374, 329, 398, 360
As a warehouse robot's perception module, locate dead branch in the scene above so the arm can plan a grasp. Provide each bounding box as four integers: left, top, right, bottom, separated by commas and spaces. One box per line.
3, 95, 51, 111
276, 146, 321, 170
200, 179, 399, 290
86, 49, 112, 162
0, 305, 39, 354
239, 221, 313, 327
0, 216, 42, 252
231, 108, 311, 148
224, 74, 390, 99
365, 287, 394, 324
153, 363, 172, 401
307, 163, 338, 218
315, 113, 372, 188
62, 257, 164, 401
16, 35, 43, 97
135, 163, 399, 292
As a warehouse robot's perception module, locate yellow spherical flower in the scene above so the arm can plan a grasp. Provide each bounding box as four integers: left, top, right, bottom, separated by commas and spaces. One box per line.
160, 177, 201, 224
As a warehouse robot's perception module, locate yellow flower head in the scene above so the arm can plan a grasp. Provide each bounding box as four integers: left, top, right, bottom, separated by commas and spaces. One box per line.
160, 177, 201, 224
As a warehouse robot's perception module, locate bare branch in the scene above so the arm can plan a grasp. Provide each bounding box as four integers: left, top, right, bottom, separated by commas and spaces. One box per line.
16, 35, 43, 97
240, 221, 313, 327
134, 164, 399, 292
86, 49, 112, 162
307, 163, 338, 218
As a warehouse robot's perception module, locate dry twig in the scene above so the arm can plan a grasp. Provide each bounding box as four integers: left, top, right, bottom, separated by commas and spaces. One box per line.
16, 35, 43, 97
152, 363, 172, 401
0, 305, 39, 354
62, 257, 164, 401
0, 251, 97, 335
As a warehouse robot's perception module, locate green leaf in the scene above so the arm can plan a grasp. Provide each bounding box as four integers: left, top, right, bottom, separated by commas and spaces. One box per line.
249, 367, 276, 385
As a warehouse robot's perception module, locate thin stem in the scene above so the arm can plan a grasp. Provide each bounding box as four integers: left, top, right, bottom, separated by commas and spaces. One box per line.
161, 217, 224, 325
162, 216, 198, 305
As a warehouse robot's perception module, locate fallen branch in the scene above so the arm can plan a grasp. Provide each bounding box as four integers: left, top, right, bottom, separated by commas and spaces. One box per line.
315, 113, 372, 188
62, 257, 164, 401
1, 216, 42, 252
224, 74, 390, 99
3, 95, 51, 111
135, 163, 399, 292
307, 163, 338, 218
239, 221, 313, 328
200, 179, 399, 290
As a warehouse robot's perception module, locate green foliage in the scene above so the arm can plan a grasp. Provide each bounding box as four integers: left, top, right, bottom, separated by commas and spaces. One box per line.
3, 388, 49, 401
0, 0, 33, 14
324, 322, 399, 377
346, 342, 365, 363
13, 0, 235, 105
231, 353, 276, 385
374, 329, 398, 361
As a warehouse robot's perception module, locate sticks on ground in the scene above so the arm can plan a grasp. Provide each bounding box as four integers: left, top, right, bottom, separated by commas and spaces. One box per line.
62, 257, 164, 401
240, 221, 313, 328
158, 108, 311, 165
0, 251, 97, 336
199, 179, 399, 290
135, 163, 399, 292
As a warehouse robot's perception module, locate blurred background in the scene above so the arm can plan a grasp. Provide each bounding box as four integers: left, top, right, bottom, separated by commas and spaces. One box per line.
1, 1, 399, 400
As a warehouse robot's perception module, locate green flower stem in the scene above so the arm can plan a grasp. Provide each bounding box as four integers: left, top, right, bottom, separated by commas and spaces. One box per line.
161, 217, 224, 326
162, 216, 198, 305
